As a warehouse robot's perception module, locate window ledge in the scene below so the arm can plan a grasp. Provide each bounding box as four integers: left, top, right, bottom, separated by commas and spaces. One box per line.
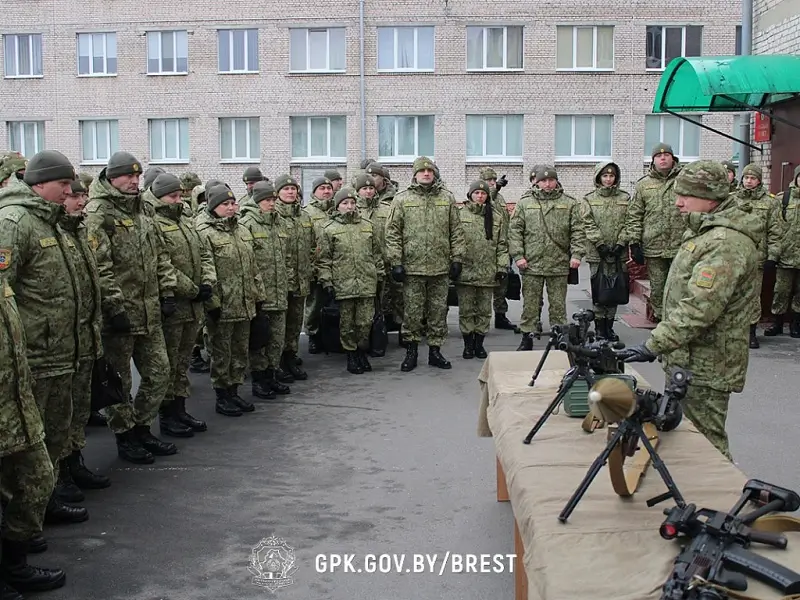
218, 71, 260, 75
376, 68, 435, 74
290, 158, 346, 165
148, 159, 191, 165
80, 160, 111, 166
378, 157, 435, 165
645, 67, 667, 73
555, 157, 612, 165
146, 72, 189, 77
642, 157, 697, 163
77, 73, 117, 78
4, 75, 44, 80
288, 69, 346, 75
555, 68, 615, 73
466, 158, 523, 164
220, 159, 261, 164
466, 68, 524, 73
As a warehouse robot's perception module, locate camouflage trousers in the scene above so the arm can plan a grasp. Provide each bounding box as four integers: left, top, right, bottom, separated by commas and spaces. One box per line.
457, 285, 493, 335
749, 269, 764, 325
32, 372, 74, 471
163, 320, 200, 402
207, 319, 249, 389
493, 280, 508, 314
65, 358, 94, 456
589, 262, 622, 320
520, 274, 567, 333
284, 294, 307, 355
646, 257, 673, 320
339, 297, 374, 351
103, 329, 170, 434
771, 268, 800, 314
677, 381, 732, 462
402, 275, 449, 346
305, 282, 325, 337
383, 278, 405, 325
0, 441, 53, 540
250, 310, 286, 371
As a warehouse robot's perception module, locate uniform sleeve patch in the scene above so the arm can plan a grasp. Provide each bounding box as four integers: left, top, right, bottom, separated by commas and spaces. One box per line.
0, 248, 10, 270
695, 267, 716, 289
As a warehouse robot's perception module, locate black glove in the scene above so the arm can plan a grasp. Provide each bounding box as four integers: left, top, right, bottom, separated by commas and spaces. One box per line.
496, 175, 508, 189
324, 287, 336, 304
391, 265, 406, 283
597, 244, 613, 258
194, 283, 213, 302
613, 244, 626, 258
160, 296, 177, 317
764, 259, 778, 272
495, 271, 507, 283
207, 307, 222, 322
630, 244, 645, 265
616, 343, 658, 363
249, 313, 271, 351
109, 311, 132, 333
449, 262, 462, 280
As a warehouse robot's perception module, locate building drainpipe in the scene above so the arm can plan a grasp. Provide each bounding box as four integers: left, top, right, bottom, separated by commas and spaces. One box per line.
738, 0, 753, 175
359, 0, 367, 161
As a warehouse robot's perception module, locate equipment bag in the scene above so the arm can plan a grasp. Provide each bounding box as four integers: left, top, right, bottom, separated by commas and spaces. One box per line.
505, 272, 521, 300
91, 357, 127, 411
591, 259, 630, 307
369, 297, 388, 357
447, 283, 459, 307
319, 299, 344, 354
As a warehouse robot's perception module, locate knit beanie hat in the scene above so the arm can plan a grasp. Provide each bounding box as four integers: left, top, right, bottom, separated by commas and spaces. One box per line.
22, 150, 75, 186
151, 173, 182, 199
252, 181, 276, 203
334, 186, 358, 208
206, 184, 237, 213
106, 152, 142, 180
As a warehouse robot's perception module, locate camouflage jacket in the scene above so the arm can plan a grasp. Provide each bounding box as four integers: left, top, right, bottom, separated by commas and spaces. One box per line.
0, 183, 81, 377
238, 200, 289, 312
188, 185, 205, 216
317, 212, 382, 300
195, 211, 264, 322
275, 200, 315, 296
377, 182, 397, 206
625, 164, 684, 258
357, 195, 391, 272
60, 214, 103, 361
457, 201, 509, 287
385, 181, 466, 276
730, 185, 784, 266
580, 175, 631, 264
0, 277, 45, 457
490, 188, 507, 207
647, 197, 760, 393
508, 188, 583, 276
303, 197, 334, 279
86, 176, 178, 335
775, 186, 800, 268
146, 191, 216, 325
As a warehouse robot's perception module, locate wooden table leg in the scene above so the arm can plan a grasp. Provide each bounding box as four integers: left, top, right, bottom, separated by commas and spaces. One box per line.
496, 456, 509, 502
514, 518, 527, 600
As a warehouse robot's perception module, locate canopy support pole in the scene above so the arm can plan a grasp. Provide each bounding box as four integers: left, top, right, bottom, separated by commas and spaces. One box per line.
664, 109, 762, 153
717, 94, 800, 131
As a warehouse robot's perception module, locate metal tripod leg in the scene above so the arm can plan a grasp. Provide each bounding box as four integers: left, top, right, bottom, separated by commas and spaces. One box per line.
523, 365, 592, 444
633, 421, 686, 509
529, 339, 555, 387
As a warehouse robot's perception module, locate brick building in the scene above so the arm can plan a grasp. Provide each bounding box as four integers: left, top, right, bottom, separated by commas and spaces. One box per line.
1, 0, 740, 201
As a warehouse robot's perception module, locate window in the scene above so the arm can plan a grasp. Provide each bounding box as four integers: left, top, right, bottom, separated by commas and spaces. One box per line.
556, 26, 614, 70
645, 26, 702, 70
4, 34, 43, 77
147, 30, 188, 74
735, 26, 742, 56
8, 121, 45, 156
466, 26, 523, 70
290, 116, 346, 161
80, 120, 119, 163
644, 115, 702, 161
554, 115, 613, 161
77, 33, 117, 76
218, 29, 259, 73
289, 28, 345, 72
377, 27, 434, 71
378, 116, 435, 161
149, 119, 190, 163
466, 115, 523, 161
220, 117, 260, 161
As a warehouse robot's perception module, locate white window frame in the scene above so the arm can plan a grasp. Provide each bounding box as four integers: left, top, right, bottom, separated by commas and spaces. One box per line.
289, 28, 346, 73
645, 25, 701, 71
556, 26, 614, 71
290, 116, 347, 163
3, 34, 43, 78
466, 26, 524, 72
465, 115, 523, 163
7, 121, 45, 156
148, 118, 190, 164
377, 115, 435, 163
79, 119, 119, 164
643, 115, 702, 162
76, 32, 117, 76
219, 117, 260, 163
554, 115, 613, 163
217, 29, 259, 74
146, 30, 189, 75
376, 27, 435, 72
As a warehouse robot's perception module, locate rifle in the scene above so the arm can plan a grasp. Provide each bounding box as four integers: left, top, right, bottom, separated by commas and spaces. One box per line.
660, 479, 800, 599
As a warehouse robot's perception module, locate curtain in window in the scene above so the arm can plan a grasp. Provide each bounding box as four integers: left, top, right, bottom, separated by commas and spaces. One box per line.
378, 116, 395, 157
309, 117, 328, 156
596, 27, 613, 69
506, 27, 523, 69
291, 117, 307, 157
328, 28, 346, 70
556, 27, 573, 69
396, 28, 414, 69
465, 116, 483, 156
486, 28, 504, 68
466, 27, 483, 69
576, 28, 594, 69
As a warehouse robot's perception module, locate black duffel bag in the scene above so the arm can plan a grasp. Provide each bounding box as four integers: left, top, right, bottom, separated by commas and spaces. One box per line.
91, 356, 127, 411
591, 259, 630, 307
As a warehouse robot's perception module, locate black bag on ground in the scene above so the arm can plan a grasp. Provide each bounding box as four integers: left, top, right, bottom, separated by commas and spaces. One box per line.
505, 272, 521, 300
369, 297, 388, 357
447, 283, 458, 307
91, 357, 127, 411
591, 259, 630, 307
319, 298, 344, 354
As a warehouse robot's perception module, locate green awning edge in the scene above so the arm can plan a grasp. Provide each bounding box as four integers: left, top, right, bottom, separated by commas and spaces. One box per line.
652, 55, 800, 113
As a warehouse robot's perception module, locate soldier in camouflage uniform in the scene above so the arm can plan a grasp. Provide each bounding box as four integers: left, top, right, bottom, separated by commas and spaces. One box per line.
508, 166, 583, 351
0, 150, 89, 524
180, 172, 202, 213
318, 187, 384, 374
0, 152, 27, 188
240, 166, 267, 203
625, 143, 683, 322
303, 177, 335, 354
729, 164, 784, 348
239, 181, 292, 398
456, 181, 509, 360
141, 165, 165, 191
385, 156, 467, 371
196, 185, 266, 416
620, 161, 761, 461
146, 173, 215, 437
722, 160, 739, 193
86, 151, 179, 464
324, 169, 344, 193
580, 161, 631, 341
766, 165, 800, 337
350, 158, 376, 188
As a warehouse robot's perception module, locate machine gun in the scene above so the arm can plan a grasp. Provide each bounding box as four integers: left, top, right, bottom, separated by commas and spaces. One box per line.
558, 367, 690, 523
660, 479, 800, 599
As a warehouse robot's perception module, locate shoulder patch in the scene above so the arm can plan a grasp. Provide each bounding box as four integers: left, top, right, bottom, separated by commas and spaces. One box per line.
683, 240, 696, 253
695, 267, 716, 289
39, 237, 58, 248
0, 248, 11, 270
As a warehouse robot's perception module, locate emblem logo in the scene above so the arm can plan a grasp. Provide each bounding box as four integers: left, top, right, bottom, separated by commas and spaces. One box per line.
248, 535, 297, 592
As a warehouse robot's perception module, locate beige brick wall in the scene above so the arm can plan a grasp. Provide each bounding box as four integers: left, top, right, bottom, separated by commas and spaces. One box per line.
0, 0, 739, 201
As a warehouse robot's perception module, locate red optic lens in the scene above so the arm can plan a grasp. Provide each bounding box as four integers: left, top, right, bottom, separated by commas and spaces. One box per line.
661, 524, 677, 539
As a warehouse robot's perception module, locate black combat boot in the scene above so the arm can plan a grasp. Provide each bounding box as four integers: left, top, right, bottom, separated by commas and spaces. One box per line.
428, 346, 452, 369
358, 349, 372, 372
398, 331, 409, 348
86, 410, 107, 427
308, 335, 321, 354
251, 371, 276, 400
228, 385, 255, 412
282, 351, 308, 380
764, 314, 784, 336
65, 450, 110, 490
516, 333, 533, 351
265, 368, 290, 395
134, 425, 178, 456
594, 318, 608, 340
115, 428, 154, 464
749, 324, 760, 349
0, 539, 65, 593
462, 333, 475, 359
189, 346, 210, 373
494, 314, 516, 330
346, 351, 363, 374
275, 366, 294, 384
214, 388, 242, 417
27, 534, 47, 554
606, 318, 620, 342
54, 461, 84, 504
401, 342, 418, 372
791, 314, 800, 338
158, 402, 194, 438
474, 334, 488, 359
44, 493, 88, 525
173, 396, 207, 432
0, 581, 23, 600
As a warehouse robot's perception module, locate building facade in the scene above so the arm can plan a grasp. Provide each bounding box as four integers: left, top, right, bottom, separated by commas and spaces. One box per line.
1, 0, 740, 201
